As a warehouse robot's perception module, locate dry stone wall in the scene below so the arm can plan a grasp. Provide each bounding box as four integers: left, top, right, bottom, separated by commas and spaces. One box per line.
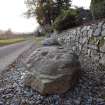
52, 20, 105, 65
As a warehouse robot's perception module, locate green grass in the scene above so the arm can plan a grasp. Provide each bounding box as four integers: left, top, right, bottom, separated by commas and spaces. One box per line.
0, 38, 25, 46
34, 36, 45, 45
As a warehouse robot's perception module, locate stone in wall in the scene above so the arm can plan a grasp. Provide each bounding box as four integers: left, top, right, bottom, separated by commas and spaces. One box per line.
81, 26, 87, 32
93, 21, 104, 37
52, 20, 105, 65
92, 24, 100, 36
100, 42, 105, 52
102, 30, 105, 36
99, 55, 105, 65
76, 27, 81, 36
102, 22, 105, 36
87, 26, 93, 38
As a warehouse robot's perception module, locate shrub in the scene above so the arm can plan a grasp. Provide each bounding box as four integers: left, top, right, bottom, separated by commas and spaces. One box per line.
53, 9, 80, 32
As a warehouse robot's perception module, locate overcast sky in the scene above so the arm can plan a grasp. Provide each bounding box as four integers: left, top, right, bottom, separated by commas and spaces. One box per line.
0, 0, 91, 33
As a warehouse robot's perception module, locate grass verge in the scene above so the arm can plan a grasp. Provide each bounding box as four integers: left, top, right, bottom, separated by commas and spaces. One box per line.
0, 38, 26, 46
34, 37, 45, 45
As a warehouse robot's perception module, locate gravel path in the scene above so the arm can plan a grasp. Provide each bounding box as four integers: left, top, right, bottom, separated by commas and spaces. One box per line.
0, 45, 105, 105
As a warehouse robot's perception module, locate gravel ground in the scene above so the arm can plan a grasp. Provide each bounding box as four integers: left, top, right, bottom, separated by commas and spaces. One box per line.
0, 45, 105, 105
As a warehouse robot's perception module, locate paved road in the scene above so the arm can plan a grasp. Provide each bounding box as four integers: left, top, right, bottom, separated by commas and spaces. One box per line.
0, 41, 34, 72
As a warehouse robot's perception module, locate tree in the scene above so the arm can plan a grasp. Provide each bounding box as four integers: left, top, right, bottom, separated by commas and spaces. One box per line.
25, 0, 54, 25
90, 0, 105, 19
54, 0, 71, 13
25, 0, 74, 33
25, 0, 71, 25
24, 0, 37, 17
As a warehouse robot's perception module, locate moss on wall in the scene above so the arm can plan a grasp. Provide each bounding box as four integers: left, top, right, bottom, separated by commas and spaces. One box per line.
89, 36, 105, 47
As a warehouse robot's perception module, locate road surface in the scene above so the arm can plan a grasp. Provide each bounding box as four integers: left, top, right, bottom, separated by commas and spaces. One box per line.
0, 41, 34, 72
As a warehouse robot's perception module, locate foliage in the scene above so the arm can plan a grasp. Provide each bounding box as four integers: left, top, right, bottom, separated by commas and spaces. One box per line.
25, 0, 90, 33
25, 0, 71, 26
76, 7, 92, 22
90, 0, 105, 19
54, 0, 71, 11
53, 9, 80, 32
25, 0, 53, 25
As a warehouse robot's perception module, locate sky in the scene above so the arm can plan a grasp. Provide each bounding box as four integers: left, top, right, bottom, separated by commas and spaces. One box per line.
0, 0, 91, 33
72, 0, 91, 9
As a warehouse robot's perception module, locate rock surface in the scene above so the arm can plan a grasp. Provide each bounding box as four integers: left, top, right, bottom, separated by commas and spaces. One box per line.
0, 44, 105, 105
42, 37, 60, 46
24, 46, 81, 95
52, 20, 105, 66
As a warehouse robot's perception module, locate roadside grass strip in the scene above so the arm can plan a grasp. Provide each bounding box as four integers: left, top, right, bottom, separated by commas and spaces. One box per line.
0, 38, 25, 46
34, 36, 45, 45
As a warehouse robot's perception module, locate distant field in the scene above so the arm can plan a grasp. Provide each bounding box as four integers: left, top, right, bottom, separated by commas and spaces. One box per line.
0, 38, 25, 46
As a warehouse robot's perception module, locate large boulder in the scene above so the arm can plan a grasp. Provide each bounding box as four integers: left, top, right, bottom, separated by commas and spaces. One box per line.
42, 37, 60, 46
23, 46, 81, 95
